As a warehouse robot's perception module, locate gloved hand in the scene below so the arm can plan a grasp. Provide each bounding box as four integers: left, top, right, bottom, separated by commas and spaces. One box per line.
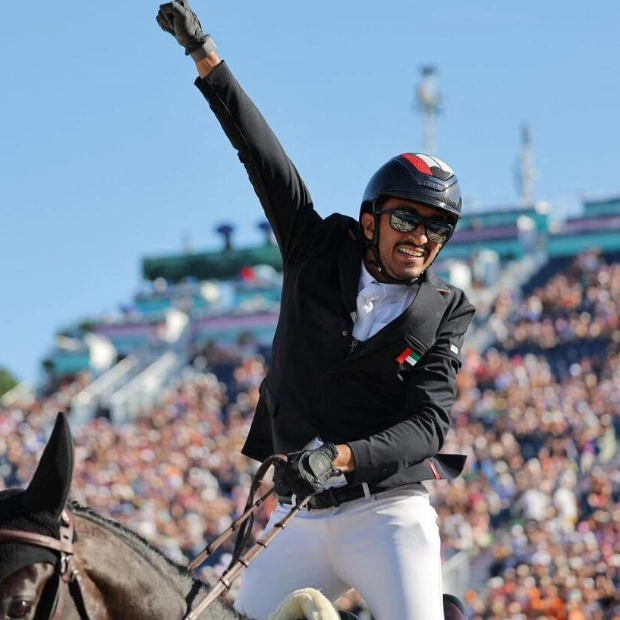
273, 443, 342, 498
156, 0, 211, 56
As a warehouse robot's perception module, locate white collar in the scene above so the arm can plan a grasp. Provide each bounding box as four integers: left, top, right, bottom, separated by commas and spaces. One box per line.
358, 262, 411, 299
358, 262, 376, 292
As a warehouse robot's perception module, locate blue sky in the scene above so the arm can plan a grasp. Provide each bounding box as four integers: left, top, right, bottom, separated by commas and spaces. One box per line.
1, 1, 619, 385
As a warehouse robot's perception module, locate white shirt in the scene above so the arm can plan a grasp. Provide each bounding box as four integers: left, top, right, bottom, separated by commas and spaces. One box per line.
352, 263, 418, 341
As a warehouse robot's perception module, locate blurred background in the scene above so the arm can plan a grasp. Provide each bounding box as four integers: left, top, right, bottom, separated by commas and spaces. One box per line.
2, 1, 620, 618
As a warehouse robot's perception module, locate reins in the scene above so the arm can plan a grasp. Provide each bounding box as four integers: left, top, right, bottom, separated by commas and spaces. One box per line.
184, 453, 310, 620
188, 454, 282, 574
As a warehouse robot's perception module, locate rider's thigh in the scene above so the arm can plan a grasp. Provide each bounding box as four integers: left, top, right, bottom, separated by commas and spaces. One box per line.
233, 503, 349, 620
330, 486, 444, 620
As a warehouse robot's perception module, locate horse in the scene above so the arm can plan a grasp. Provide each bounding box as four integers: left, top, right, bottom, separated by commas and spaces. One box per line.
0, 413, 468, 619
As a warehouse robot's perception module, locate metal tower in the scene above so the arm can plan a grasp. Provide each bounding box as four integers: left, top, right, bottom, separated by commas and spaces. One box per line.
516, 124, 537, 204
415, 66, 442, 155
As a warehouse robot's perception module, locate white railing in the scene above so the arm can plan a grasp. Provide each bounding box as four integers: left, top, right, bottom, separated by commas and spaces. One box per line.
466, 248, 548, 352
442, 550, 472, 601
70, 355, 140, 424
108, 351, 185, 424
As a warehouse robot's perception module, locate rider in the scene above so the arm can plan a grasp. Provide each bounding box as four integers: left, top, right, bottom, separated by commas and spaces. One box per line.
156, 3, 475, 619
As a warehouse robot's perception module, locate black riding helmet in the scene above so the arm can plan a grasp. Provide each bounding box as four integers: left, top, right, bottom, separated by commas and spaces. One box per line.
359, 153, 462, 284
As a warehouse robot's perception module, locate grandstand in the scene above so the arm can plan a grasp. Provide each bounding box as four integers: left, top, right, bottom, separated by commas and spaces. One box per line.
2, 193, 620, 618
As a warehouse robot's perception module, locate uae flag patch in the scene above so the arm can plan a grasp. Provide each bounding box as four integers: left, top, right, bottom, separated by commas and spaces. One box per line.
396, 347, 421, 367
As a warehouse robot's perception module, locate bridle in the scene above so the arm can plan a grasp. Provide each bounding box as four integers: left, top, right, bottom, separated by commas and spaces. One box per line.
0, 456, 306, 620
0, 509, 92, 620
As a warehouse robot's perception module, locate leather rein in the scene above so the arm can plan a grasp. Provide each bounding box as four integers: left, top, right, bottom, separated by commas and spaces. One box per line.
0, 509, 92, 620
184, 454, 310, 620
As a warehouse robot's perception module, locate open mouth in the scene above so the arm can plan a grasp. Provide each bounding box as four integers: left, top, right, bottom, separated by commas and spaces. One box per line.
396, 246, 425, 259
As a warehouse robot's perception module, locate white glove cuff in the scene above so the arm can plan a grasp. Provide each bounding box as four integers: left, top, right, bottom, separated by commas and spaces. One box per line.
190, 35, 217, 61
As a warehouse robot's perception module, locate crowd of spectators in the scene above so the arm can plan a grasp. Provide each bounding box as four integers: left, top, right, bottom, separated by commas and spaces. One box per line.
486, 249, 620, 356
2, 249, 620, 619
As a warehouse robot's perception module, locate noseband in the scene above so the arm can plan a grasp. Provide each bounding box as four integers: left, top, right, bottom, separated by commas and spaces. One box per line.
0, 509, 91, 620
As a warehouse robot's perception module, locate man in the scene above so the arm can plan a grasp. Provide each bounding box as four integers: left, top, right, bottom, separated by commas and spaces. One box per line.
156, 3, 475, 618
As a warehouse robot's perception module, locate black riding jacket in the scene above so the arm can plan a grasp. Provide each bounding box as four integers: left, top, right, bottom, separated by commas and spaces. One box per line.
195, 62, 475, 489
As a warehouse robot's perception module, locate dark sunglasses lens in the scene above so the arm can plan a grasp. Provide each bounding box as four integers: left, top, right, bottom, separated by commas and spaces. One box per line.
426, 221, 452, 243
389, 212, 421, 233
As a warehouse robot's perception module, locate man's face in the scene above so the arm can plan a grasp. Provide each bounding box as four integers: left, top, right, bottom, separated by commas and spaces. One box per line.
361, 197, 451, 282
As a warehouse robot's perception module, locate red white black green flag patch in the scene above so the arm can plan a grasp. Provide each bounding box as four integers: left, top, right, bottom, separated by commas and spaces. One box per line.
396, 347, 421, 367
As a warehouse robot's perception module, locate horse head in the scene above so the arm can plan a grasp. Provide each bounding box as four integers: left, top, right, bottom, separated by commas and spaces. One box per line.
0, 413, 76, 620
0, 412, 73, 575
0, 413, 237, 620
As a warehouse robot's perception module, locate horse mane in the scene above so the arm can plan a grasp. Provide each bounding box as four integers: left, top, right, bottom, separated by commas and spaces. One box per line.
0, 491, 200, 583
68, 500, 203, 586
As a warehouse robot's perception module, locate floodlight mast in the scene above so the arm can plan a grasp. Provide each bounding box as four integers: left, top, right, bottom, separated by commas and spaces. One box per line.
517, 123, 537, 204
415, 66, 441, 155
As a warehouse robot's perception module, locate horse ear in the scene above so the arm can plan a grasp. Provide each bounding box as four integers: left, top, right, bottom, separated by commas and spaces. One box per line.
21, 412, 75, 519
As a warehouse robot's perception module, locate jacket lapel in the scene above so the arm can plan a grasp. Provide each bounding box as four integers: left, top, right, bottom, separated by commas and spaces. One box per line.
350, 273, 450, 357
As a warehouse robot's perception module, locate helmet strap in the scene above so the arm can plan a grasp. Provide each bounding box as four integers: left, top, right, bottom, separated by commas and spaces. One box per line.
365, 211, 419, 287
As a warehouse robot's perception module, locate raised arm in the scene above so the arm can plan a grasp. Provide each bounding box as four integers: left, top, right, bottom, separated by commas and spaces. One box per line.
156, 1, 320, 260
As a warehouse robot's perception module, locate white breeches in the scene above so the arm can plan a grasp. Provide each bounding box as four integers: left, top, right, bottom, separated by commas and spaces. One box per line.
233, 484, 444, 620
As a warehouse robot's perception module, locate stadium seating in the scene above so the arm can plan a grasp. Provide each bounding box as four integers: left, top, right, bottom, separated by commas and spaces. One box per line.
4, 193, 620, 618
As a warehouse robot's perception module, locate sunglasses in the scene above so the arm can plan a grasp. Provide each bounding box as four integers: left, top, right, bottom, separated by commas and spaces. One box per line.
375, 208, 454, 244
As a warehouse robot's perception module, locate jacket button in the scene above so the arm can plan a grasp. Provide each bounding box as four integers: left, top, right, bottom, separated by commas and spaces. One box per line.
342, 330, 348, 336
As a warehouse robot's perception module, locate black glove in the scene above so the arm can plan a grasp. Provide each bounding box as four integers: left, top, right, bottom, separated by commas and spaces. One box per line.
273, 443, 342, 498
156, 0, 210, 56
